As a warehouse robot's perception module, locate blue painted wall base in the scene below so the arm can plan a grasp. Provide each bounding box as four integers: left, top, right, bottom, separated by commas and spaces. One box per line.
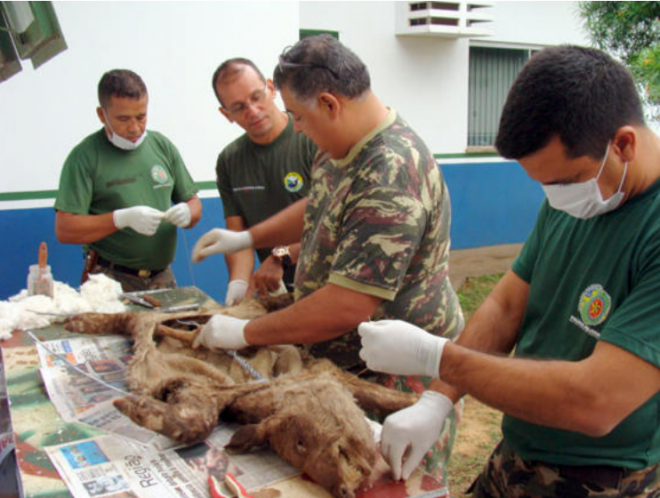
0, 161, 544, 301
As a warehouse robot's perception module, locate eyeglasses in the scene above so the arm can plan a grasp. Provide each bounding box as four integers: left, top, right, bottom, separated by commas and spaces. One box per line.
224, 85, 268, 115
277, 57, 339, 80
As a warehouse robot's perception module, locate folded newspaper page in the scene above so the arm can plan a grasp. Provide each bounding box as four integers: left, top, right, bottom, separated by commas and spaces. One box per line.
35, 335, 175, 450
45, 423, 300, 498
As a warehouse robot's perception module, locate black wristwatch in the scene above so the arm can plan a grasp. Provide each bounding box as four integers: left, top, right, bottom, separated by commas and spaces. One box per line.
272, 245, 293, 267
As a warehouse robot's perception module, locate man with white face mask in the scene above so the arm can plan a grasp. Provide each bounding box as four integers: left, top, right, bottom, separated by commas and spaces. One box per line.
358, 46, 660, 496
55, 69, 202, 291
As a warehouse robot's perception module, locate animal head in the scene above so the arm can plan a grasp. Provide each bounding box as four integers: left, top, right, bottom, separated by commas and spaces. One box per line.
226, 377, 377, 498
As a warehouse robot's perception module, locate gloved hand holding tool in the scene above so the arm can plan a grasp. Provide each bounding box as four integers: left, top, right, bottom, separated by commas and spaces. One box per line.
358, 319, 447, 378
192, 228, 253, 263
193, 314, 250, 351
358, 320, 454, 480
163, 202, 192, 227
113, 206, 164, 236
225, 279, 249, 306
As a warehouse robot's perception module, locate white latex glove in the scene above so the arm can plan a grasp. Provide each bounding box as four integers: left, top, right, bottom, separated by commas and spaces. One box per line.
113, 206, 164, 236
192, 229, 253, 263
358, 320, 447, 378
192, 314, 250, 350
225, 279, 249, 306
382, 391, 453, 481
163, 202, 192, 227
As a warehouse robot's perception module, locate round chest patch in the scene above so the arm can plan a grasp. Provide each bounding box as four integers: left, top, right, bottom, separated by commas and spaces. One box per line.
151, 165, 169, 184
578, 284, 612, 326
283, 172, 304, 193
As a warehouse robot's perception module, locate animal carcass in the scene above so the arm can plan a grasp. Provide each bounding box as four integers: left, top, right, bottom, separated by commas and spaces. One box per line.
63, 297, 418, 498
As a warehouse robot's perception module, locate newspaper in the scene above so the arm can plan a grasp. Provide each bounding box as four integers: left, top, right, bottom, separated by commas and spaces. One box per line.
0, 353, 14, 465
35, 335, 175, 450
45, 423, 300, 498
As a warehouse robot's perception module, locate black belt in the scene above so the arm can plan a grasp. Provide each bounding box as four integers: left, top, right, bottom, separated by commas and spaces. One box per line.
97, 256, 165, 279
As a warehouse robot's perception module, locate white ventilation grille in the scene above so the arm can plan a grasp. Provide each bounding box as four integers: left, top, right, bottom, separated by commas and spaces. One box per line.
396, 1, 494, 38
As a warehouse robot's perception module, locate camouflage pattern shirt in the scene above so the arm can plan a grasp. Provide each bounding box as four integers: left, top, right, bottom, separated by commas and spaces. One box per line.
294, 110, 464, 369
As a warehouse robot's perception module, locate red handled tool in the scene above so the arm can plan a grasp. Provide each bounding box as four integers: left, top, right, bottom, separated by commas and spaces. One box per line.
208, 473, 253, 498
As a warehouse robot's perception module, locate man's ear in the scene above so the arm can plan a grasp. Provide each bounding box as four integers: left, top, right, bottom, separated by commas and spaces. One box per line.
317, 92, 341, 119
96, 106, 106, 125
613, 126, 637, 163
219, 106, 234, 123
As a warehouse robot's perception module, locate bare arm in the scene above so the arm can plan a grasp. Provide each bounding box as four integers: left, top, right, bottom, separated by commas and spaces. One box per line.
244, 283, 381, 345
432, 269, 529, 402
442, 338, 660, 437
248, 198, 307, 249
224, 216, 255, 282
249, 242, 302, 295
185, 195, 202, 228
55, 211, 118, 244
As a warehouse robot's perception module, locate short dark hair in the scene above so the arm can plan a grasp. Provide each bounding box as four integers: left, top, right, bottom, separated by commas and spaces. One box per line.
495, 45, 645, 160
211, 58, 266, 106
97, 69, 147, 108
273, 34, 370, 103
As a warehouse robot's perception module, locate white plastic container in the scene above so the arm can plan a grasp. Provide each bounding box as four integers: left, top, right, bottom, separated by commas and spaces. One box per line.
27, 264, 54, 297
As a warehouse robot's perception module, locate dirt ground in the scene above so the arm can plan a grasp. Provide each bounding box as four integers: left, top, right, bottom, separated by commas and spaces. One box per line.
445, 244, 522, 496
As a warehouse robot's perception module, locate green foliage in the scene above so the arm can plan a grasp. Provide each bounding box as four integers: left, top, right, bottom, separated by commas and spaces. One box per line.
578, 1, 660, 118
457, 274, 503, 320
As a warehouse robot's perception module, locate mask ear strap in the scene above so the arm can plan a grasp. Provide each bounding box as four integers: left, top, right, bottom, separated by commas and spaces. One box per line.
595, 140, 612, 181
616, 162, 629, 192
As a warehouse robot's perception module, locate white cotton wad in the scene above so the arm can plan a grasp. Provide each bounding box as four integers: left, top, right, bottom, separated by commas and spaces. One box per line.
0, 274, 127, 340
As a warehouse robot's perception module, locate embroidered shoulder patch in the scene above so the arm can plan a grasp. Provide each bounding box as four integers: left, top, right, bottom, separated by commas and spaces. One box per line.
283, 172, 304, 193
578, 284, 612, 326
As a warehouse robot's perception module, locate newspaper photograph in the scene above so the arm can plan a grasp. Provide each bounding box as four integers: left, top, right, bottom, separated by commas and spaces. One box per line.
35, 335, 176, 450
46, 424, 301, 498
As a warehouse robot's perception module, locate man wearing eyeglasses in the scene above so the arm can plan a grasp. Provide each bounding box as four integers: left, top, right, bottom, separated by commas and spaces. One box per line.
193, 36, 462, 491
211, 58, 316, 306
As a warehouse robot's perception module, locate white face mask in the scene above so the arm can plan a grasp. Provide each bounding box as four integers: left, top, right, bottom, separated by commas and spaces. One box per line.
542, 142, 628, 219
102, 109, 147, 151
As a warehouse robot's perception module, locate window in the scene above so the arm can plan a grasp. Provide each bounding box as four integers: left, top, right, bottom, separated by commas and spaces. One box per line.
468, 46, 533, 148
0, 2, 67, 83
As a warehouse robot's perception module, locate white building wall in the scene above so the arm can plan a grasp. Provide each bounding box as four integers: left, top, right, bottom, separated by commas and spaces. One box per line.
0, 1, 590, 198
0, 1, 299, 196
300, 1, 589, 154
300, 1, 471, 154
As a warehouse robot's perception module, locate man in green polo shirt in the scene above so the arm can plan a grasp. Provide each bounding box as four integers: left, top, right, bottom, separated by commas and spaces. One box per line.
55, 69, 202, 292
359, 46, 660, 496
212, 58, 316, 306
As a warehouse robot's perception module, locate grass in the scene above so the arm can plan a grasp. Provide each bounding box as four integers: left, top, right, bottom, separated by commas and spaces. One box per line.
447, 274, 504, 497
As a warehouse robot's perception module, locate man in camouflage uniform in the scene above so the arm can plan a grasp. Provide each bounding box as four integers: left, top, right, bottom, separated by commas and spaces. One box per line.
359, 46, 660, 497
191, 35, 463, 493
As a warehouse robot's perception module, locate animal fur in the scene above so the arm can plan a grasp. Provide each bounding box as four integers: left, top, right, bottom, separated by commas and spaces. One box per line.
64, 297, 418, 498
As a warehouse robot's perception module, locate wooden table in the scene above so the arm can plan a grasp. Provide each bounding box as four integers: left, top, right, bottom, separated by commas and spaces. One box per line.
1, 287, 447, 498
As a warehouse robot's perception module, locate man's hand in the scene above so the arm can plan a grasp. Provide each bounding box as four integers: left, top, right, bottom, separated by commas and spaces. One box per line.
250, 255, 286, 296
358, 320, 447, 378
163, 203, 192, 227
192, 315, 250, 350
381, 391, 453, 481
113, 206, 164, 236
225, 279, 249, 306
192, 229, 253, 263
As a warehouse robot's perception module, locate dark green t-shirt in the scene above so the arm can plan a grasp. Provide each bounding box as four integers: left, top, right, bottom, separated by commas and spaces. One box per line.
507, 177, 660, 469
215, 116, 316, 263
55, 129, 198, 269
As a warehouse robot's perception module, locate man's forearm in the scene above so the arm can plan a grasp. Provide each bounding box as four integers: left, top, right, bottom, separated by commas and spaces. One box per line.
249, 199, 307, 249
55, 211, 118, 244
186, 196, 202, 228
244, 283, 380, 346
